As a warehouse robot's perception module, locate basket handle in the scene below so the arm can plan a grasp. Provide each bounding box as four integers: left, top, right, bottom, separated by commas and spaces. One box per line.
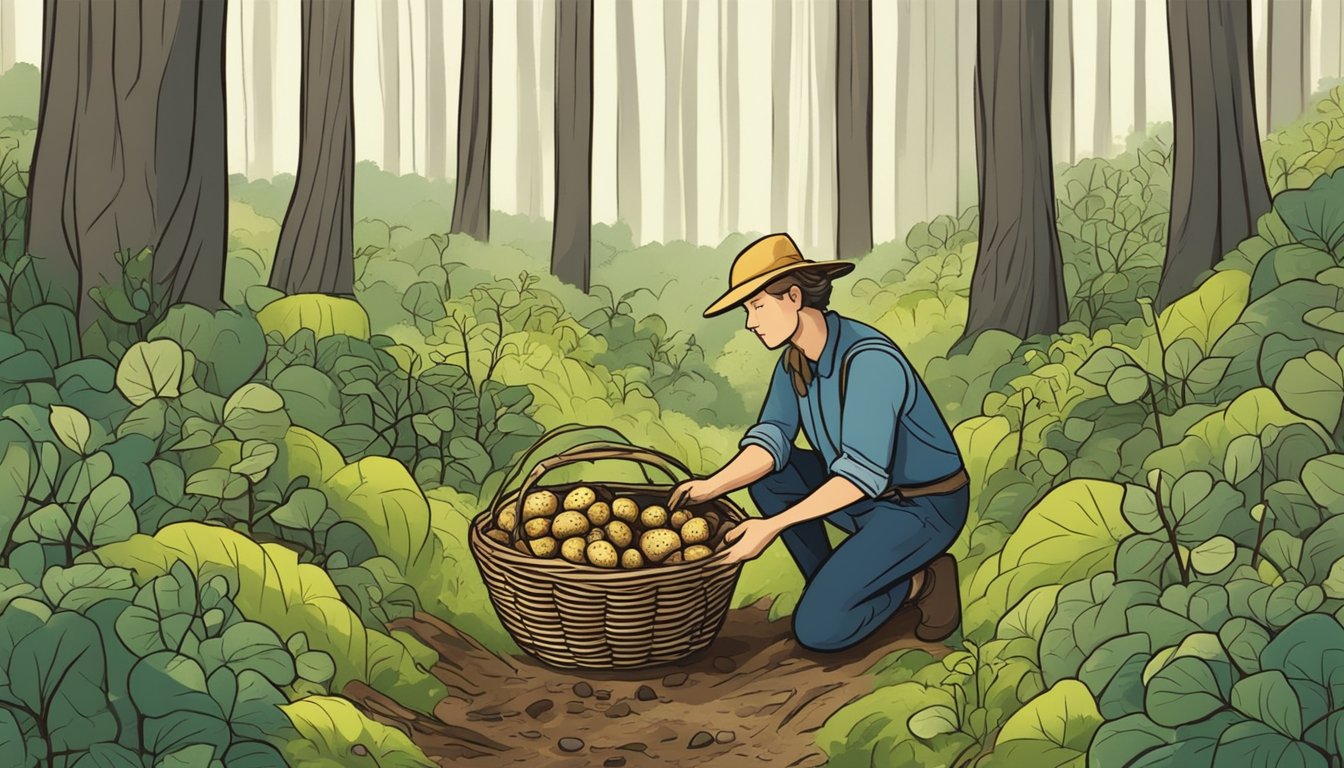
484, 423, 622, 530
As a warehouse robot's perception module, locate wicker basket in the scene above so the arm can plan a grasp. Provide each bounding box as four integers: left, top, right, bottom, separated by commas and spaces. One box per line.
468, 437, 747, 669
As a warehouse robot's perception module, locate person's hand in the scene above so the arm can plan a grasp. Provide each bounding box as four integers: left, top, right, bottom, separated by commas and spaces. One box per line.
721, 518, 783, 564
668, 478, 719, 511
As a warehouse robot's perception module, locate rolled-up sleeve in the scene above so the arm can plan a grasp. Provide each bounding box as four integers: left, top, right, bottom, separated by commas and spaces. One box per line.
739, 358, 800, 472
830, 349, 911, 497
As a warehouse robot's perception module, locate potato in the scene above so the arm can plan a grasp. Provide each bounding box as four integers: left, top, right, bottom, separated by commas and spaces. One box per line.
486, 529, 511, 544
496, 507, 518, 533
639, 528, 681, 563
640, 505, 669, 529
670, 509, 693, 529
664, 551, 684, 564
564, 486, 597, 512
586, 501, 612, 526
529, 536, 558, 558
612, 497, 640, 524
524, 517, 552, 539
561, 536, 588, 564
552, 510, 590, 539
587, 540, 619, 568
586, 528, 606, 543
522, 491, 559, 520
620, 549, 645, 569
680, 518, 711, 545
684, 545, 713, 561
605, 520, 634, 548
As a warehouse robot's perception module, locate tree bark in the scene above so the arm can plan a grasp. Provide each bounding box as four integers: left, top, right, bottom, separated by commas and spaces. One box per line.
405, 0, 419, 175
379, 0, 400, 175
894, 0, 928, 239
613, 0, 639, 238
719, 0, 740, 238
663, 1, 683, 242
540, 0, 555, 216
1135, 0, 1146, 136
271, 0, 355, 295
963, 0, 1067, 341
1094, 0, 1112, 156
926, 0, 958, 217
251, 0, 276, 179
26, 0, 228, 328
518, 0, 542, 219
551, 0, 593, 291
1324, 0, 1343, 80
1267, 0, 1308, 130
771, 0, 791, 232
836, 0, 871, 261
0, 0, 14, 73
956, 0, 977, 211
681, 0, 699, 245
1050, 0, 1075, 163
451, 0, 492, 240
426, 0, 449, 182
1159, 0, 1270, 309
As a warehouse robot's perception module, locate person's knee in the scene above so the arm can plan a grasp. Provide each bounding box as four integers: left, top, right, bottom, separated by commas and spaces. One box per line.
791, 598, 861, 652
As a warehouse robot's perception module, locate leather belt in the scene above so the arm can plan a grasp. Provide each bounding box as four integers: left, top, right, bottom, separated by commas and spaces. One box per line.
877, 468, 969, 501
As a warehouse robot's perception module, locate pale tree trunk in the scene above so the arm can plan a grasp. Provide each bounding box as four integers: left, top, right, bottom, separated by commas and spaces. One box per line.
663, 0, 683, 242
836, 0, 871, 260
540, 0, 555, 216
719, 0, 739, 237
894, 0, 928, 239
964, 0, 1067, 341
771, 0, 791, 232
272, 0, 355, 295
426, 0, 449, 182
1268, 0, 1308, 130
1255, 0, 1268, 136
1160, 0, 1270, 309
1324, 0, 1342, 80
405, 0, 418, 175
926, 0, 958, 217
551, 0, 593, 290
238, 1, 251, 175
451, 0, 491, 239
1094, 0, 1112, 156
615, 0, 640, 238
0, 0, 14, 73
251, 0, 276, 179
379, 0, 400, 175
956, 0, 977, 211
517, 0, 541, 218
1051, 0, 1075, 163
27, 0, 229, 328
681, 0, 699, 245
812, 0, 836, 255
1135, 0, 1146, 136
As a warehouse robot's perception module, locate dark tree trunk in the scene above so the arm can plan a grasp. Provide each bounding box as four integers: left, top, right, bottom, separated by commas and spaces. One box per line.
1051, 0, 1075, 163
426, 0, 449, 182
1094, 0, 1112, 156
836, 0, 872, 260
963, 0, 1067, 341
251, 0, 276, 179
451, 0, 492, 240
551, 0, 592, 291
379, 0, 400, 175
271, 0, 355, 295
664, 0, 683, 242
1159, 0, 1270, 309
1135, 0, 1146, 136
27, 0, 228, 328
1267, 0, 1308, 130
518, 0, 543, 219
771, 0, 790, 232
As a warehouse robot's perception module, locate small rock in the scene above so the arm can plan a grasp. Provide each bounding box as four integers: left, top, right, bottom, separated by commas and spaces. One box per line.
604, 758, 627, 768
351, 745, 369, 757
573, 681, 594, 698
520, 730, 542, 739
635, 685, 658, 701
663, 672, 689, 687
715, 730, 736, 744
605, 701, 633, 718
525, 699, 554, 719
618, 742, 647, 752
565, 701, 586, 714
712, 656, 737, 673
558, 736, 585, 753
689, 731, 715, 749
595, 689, 612, 701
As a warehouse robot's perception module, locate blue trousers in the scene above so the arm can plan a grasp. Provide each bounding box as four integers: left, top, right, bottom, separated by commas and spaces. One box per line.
750, 448, 970, 652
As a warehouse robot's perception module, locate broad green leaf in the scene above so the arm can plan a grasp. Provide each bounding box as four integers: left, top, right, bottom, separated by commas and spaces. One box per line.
256, 294, 371, 341
1106, 366, 1151, 405
128, 651, 219, 719
230, 440, 278, 481
154, 744, 217, 768
1322, 557, 1344, 599
907, 704, 959, 739
1078, 346, 1139, 387
1274, 351, 1344, 434
282, 696, 434, 768
1145, 656, 1229, 727
270, 488, 329, 531
271, 365, 341, 435
1186, 357, 1232, 395
148, 305, 265, 396
1120, 484, 1163, 534
1038, 448, 1068, 476
1165, 338, 1204, 380
40, 564, 135, 611
1223, 434, 1263, 485
1190, 537, 1237, 575
186, 468, 249, 500
1219, 617, 1271, 675
116, 339, 185, 405
78, 477, 137, 546
48, 405, 91, 454
996, 679, 1101, 751
8, 610, 117, 752
1300, 454, 1344, 512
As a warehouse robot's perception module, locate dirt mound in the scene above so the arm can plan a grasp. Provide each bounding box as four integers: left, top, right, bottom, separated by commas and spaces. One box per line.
347, 600, 947, 766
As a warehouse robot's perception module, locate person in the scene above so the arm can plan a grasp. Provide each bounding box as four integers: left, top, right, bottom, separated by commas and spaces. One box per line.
668, 233, 969, 651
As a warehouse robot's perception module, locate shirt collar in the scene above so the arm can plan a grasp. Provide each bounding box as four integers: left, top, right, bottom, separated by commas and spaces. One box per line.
817, 310, 842, 378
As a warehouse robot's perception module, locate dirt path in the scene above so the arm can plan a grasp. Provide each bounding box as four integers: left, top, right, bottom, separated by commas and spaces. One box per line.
346, 599, 947, 767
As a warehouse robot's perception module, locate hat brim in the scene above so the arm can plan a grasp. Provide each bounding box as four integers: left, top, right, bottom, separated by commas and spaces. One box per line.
702, 260, 856, 318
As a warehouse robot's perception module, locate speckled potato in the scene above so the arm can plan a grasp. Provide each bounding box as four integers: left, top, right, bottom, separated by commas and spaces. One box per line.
680, 518, 711, 545
640, 505, 669, 529
564, 486, 597, 512
561, 537, 588, 564
605, 520, 634, 548
684, 545, 713, 561
522, 491, 559, 520
586, 528, 606, 543
551, 511, 590, 539
529, 537, 558, 558
639, 528, 681, 563
486, 529, 511, 544
496, 507, 518, 533
670, 509, 693, 529
620, 549, 645, 569
524, 517, 552, 539
664, 551, 684, 564
586, 501, 612, 526
612, 497, 640, 524
587, 540, 619, 568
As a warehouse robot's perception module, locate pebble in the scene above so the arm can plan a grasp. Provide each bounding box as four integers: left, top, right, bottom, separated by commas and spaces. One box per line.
635, 685, 658, 701
520, 730, 542, 739
618, 742, 647, 752
573, 681, 594, 698
605, 701, 633, 718
558, 737, 585, 753
525, 699, 554, 719
712, 656, 737, 673
663, 672, 689, 687
565, 701, 586, 714
604, 758, 627, 768
715, 730, 736, 744
351, 745, 369, 757
595, 689, 612, 701
689, 731, 715, 749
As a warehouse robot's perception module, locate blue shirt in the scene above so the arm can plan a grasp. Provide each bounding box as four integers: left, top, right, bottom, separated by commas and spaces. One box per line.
740, 311, 964, 497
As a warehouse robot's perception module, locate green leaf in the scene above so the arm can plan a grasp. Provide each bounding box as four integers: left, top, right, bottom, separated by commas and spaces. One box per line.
996, 679, 1102, 752
1038, 448, 1068, 476
129, 650, 219, 718
154, 744, 217, 768
296, 650, 336, 684
16, 304, 79, 367
148, 305, 266, 396
907, 704, 959, 739
116, 339, 185, 405
1165, 338, 1204, 380
256, 294, 371, 341
270, 365, 341, 435
206, 622, 295, 685
1078, 346, 1138, 387
1322, 557, 1344, 599
1304, 307, 1344, 334
230, 440, 278, 481
1223, 434, 1264, 485
78, 477, 137, 546
1274, 351, 1344, 434
117, 398, 169, 441
8, 610, 118, 752
1145, 656, 1229, 727
40, 563, 135, 611
1121, 484, 1163, 534
1187, 357, 1232, 395
71, 743, 144, 768
1261, 613, 1344, 696
186, 468, 249, 500
1190, 536, 1237, 575
1220, 617, 1271, 675
1300, 454, 1344, 512
48, 404, 91, 454
1214, 720, 1328, 768
1107, 366, 1151, 405
281, 696, 435, 768
270, 488, 329, 531
1064, 417, 1095, 443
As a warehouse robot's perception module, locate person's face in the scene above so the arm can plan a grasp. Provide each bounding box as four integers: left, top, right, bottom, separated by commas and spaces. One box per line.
743, 285, 802, 349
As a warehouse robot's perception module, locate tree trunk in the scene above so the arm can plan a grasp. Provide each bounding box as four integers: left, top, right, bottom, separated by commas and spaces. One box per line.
551, 0, 593, 291
379, 0, 400, 175
517, 0, 542, 219
1, 0, 14, 73
540, 0, 555, 216
271, 0, 355, 295
663, 1, 683, 242
451, 0, 492, 240
836, 0, 871, 261
1135, 0, 1146, 136
964, 0, 1067, 341
616, 0, 642, 239
1094, 0, 1112, 156
251, 0, 276, 179
405, 0, 418, 175
894, 0, 928, 239
426, 0, 449, 182
719, 0, 740, 237
1267, 0, 1308, 130
681, 0, 699, 245
956, 0, 977, 211
26, 0, 228, 328
1051, 0, 1075, 163
1324, 0, 1343, 80
771, 0, 791, 232
1160, 0, 1270, 309
926, 0, 958, 217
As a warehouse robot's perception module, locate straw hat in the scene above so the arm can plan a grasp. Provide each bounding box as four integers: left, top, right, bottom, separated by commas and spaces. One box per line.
703, 233, 855, 317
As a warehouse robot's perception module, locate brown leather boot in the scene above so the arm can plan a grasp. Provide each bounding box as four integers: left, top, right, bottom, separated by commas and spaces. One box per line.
912, 554, 962, 642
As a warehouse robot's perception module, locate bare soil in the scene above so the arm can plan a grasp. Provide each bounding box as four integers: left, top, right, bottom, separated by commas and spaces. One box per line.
346, 599, 946, 767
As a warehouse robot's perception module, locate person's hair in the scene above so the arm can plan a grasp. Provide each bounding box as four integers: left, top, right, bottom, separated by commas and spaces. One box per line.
763, 270, 833, 310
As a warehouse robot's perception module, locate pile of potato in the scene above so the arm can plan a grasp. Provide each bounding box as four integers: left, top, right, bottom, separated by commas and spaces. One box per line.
485, 486, 733, 568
